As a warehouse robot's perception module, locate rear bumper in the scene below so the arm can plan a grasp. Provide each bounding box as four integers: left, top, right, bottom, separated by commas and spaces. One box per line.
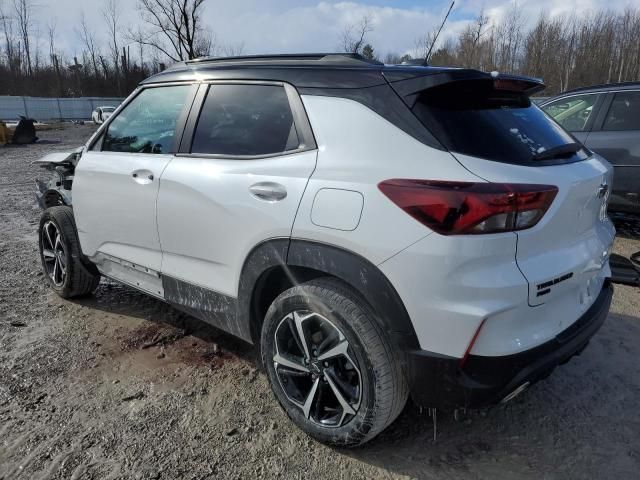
407, 279, 613, 408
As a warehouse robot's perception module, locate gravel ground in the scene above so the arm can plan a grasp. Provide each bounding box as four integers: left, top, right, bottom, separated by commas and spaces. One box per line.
1, 124, 639, 480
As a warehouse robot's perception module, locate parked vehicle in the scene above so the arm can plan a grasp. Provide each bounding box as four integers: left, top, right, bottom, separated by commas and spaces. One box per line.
541, 82, 640, 214
91, 106, 116, 124
34, 54, 615, 447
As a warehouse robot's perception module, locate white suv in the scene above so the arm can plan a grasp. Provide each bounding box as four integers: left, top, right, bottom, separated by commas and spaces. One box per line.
35, 54, 615, 447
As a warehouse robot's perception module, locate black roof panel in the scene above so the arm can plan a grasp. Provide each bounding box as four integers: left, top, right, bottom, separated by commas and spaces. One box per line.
183, 53, 383, 66
140, 53, 544, 93
140, 53, 469, 89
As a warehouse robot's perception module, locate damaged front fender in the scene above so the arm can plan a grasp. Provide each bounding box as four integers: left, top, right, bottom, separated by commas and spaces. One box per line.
34, 147, 83, 209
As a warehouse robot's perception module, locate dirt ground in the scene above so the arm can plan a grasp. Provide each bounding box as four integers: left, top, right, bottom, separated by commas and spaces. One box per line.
1, 124, 639, 480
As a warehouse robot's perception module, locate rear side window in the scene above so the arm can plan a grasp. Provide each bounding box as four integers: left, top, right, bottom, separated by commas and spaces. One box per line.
413, 80, 588, 165
603, 91, 640, 131
102, 85, 190, 154
541, 94, 599, 132
191, 84, 299, 156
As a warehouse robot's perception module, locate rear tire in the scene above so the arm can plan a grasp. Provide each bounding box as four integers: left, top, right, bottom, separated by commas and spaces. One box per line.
39, 206, 100, 298
261, 277, 408, 447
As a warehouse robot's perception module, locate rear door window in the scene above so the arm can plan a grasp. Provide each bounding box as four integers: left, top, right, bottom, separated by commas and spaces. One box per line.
191, 84, 299, 156
603, 91, 640, 131
542, 94, 599, 132
412, 80, 589, 165
102, 85, 190, 154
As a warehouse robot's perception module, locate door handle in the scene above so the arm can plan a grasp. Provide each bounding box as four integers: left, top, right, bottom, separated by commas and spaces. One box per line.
249, 182, 287, 201
131, 170, 154, 184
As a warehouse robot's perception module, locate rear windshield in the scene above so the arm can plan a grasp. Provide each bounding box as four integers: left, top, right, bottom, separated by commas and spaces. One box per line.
412, 80, 590, 165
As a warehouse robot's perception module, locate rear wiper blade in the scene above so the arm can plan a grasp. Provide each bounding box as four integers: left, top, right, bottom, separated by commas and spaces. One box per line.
532, 142, 581, 161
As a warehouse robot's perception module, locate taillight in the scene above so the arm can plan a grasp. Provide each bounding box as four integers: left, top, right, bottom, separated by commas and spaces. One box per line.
378, 179, 558, 235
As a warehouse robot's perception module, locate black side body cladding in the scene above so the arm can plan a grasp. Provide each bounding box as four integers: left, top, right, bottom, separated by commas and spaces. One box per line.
162, 239, 421, 356
286, 240, 420, 352
162, 239, 290, 343
162, 275, 243, 339
237, 239, 290, 341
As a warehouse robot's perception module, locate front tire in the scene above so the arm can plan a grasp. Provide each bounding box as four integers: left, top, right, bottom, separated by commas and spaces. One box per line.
39, 206, 100, 298
261, 278, 408, 447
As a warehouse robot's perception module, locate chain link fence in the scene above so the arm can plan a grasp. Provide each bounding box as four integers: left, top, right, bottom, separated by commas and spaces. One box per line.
0, 96, 124, 122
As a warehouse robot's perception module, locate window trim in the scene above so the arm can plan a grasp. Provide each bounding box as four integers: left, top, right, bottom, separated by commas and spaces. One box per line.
86, 81, 199, 153
600, 89, 640, 132
541, 91, 603, 133
177, 80, 317, 160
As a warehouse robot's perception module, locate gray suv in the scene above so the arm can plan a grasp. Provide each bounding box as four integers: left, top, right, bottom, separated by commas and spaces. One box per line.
541, 82, 640, 214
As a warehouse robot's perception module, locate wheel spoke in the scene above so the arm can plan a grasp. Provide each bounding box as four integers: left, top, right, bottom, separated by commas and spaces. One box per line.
54, 234, 62, 251
293, 311, 312, 360
317, 340, 349, 361
302, 377, 320, 419
277, 369, 309, 378
325, 371, 356, 419
53, 259, 59, 283
331, 369, 360, 409
316, 332, 338, 355
287, 317, 306, 357
274, 353, 309, 373
44, 224, 54, 249
42, 249, 55, 259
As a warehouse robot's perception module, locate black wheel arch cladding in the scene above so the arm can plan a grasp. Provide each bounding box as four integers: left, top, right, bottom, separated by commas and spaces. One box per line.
240, 238, 420, 353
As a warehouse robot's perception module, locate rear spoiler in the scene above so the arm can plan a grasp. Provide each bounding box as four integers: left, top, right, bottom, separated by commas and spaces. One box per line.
383, 69, 546, 108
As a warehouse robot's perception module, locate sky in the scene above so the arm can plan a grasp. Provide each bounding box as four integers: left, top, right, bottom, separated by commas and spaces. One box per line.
28, 0, 638, 61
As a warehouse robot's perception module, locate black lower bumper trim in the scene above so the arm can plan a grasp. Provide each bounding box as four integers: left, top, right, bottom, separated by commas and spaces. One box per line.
407, 280, 613, 409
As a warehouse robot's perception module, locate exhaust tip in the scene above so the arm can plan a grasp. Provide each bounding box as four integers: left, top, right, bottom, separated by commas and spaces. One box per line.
501, 381, 530, 404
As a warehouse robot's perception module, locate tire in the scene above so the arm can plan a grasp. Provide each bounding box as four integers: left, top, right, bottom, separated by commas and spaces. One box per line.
261, 277, 408, 447
39, 206, 100, 298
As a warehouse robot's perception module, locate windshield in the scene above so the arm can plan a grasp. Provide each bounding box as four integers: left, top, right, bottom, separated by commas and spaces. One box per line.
412, 80, 590, 165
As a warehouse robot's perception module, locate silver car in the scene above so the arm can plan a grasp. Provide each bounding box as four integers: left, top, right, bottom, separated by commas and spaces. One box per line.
541, 82, 640, 214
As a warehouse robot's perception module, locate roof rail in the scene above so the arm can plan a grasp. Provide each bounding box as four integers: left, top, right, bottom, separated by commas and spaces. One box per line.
184, 53, 383, 66
563, 80, 640, 94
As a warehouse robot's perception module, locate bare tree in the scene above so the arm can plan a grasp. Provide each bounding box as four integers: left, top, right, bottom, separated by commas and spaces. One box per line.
2, 2, 640, 98
221, 41, 244, 57
13, 0, 32, 75
102, 0, 123, 92
0, 0, 17, 72
341, 14, 373, 54
413, 30, 436, 60
135, 0, 211, 61
493, 1, 526, 72
455, 10, 490, 69
78, 11, 101, 78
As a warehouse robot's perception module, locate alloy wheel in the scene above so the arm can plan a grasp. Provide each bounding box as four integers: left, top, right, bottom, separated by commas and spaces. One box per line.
273, 310, 362, 428
41, 220, 67, 287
